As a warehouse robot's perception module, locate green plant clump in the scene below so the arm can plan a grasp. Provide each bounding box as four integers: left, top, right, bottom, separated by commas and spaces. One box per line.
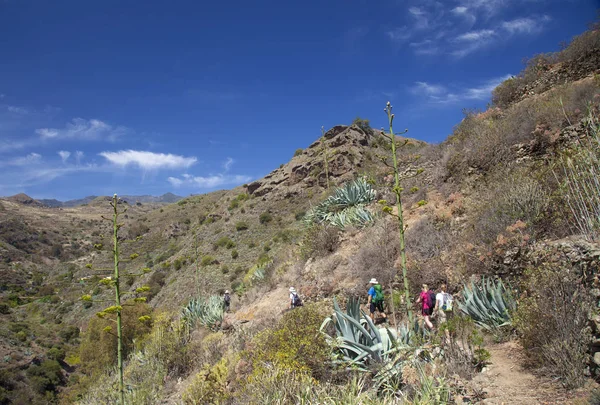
459, 277, 516, 332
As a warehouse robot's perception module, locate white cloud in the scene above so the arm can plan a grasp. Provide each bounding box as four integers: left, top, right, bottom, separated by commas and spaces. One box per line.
452, 6, 469, 15
501, 16, 549, 34
167, 177, 183, 187
169, 174, 252, 189
75, 151, 84, 165
386, 26, 411, 43
223, 157, 234, 172
36, 118, 128, 141
454, 29, 496, 42
58, 151, 71, 163
408, 7, 430, 29
413, 74, 512, 104
6, 153, 42, 166
99, 150, 197, 170
413, 81, 447, 96
7, 106, 28, 114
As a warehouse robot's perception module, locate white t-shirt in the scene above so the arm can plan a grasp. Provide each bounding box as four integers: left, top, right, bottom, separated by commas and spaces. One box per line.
436, 292, 452, 310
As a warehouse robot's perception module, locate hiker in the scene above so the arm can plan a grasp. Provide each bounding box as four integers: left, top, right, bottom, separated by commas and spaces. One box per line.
416, 284, 435, 330
223, 290, 231, 312
289, 287, 303, 309
367, 278, 387, 322
435, 283, 453, 331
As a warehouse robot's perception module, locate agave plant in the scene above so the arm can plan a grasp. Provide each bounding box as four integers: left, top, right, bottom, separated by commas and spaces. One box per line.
321, 297, 431, 390
181, 295, 224, 332
305, 178, 377, 229
458, 277, 516, 331
320, 297, 397, 368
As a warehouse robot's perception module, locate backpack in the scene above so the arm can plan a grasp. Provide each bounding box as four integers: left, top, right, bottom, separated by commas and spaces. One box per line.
426, 291, 435, 309
224, 294, 231, 304
441, 292, 453, 312
292, 293, 303, 306
372, 284, 384, 304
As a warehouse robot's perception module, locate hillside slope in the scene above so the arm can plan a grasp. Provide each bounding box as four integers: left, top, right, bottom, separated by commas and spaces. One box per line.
0, 25, 599, 405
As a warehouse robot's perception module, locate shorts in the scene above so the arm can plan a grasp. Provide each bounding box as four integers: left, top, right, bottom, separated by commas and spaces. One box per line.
422, 307, 433, 317
370, 302, 384, 314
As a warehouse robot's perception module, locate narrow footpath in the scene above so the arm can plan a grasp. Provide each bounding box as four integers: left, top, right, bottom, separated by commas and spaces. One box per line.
472, 341, 577, 404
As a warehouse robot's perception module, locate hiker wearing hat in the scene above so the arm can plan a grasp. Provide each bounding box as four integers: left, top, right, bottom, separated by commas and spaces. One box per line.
289, 287, 303, 309
223, 290, 231, 312
367, 278, 387, 322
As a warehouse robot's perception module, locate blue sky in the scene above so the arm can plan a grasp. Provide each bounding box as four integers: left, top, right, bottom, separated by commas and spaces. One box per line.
0, 0, 597, 200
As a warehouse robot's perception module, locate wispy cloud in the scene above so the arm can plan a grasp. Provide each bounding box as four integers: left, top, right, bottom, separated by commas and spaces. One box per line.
501, 16, 550, 34
36, 118, 129, 141
99, 150, 197, 171
412, 74, 512, 104
223, 157, 234, 172
386, 1, 550, 58
58, 150, 71, 163
7, 106, 28, 114
5, 152, 42, 166
168, 174, 252, 189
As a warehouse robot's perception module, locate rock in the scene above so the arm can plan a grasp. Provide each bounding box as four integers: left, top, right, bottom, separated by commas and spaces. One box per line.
593, 352, 600, 366
247, 182, 261, 194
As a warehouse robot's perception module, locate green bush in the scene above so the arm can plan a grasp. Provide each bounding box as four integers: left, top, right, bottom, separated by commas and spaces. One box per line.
293, 148, 303, 157
352, 117, 372, 133
79, 302, 152, 375
214, 237, 235, 249
0, 303, 10, 314
259, 212, 273, 225
201, 256, 216, 266
173, 258, 183, 271
231, 250, 239, 259
235, 221, 249, 231
247, 303, 330, 378
47, 347, 66, 362
26, 359, 63, 395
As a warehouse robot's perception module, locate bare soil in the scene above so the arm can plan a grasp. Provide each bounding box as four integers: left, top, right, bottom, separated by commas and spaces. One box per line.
472, 341, 582, 404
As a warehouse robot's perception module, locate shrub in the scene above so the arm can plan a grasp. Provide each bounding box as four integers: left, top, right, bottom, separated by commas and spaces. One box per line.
0, 303, 10, 314
246, 303, 330, 378
47, 346, 66, 362
295, 211, 306, 221
173, 258, 183, 271
59, 325, 80, 343
299, 225, 340, 260
352, 117, 372, 133
235, 221, 249, 231
79, 302, 152, 374
183, 358, 229, 404
259, 212, 273, 225
231, 250, 239, 259
26, 359, 64, 395
215, 237, 235, 249
293, 148, 303, 157
228, 199, 239, 210
513, 263, 592, 388
201, 255, 216, 266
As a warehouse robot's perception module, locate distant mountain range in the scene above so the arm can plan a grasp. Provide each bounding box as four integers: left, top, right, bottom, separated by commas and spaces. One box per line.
4, 192, 183, 207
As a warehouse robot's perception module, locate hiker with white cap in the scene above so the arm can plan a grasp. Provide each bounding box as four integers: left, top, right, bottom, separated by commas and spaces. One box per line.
289, 287, 303, 309
223, 290, 231, 312
367, 278, 387, 322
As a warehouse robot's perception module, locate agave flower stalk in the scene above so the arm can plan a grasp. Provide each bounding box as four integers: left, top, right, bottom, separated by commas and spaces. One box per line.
322, 126, 330, 189
378, 102, 423, 324
79, 194, 152, 405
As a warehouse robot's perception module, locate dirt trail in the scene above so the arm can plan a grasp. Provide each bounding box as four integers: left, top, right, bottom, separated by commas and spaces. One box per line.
472, 341, 573, 404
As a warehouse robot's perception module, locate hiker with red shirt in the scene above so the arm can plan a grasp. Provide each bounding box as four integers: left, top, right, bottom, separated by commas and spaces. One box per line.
416, 283, 435, 330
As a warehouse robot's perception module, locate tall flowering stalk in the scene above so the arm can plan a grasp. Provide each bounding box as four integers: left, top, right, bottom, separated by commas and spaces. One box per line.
377, 102, 423, 323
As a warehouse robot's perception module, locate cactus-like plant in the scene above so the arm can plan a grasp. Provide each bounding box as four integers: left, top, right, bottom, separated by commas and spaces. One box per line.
305, 177, 377, 229
459, 277, 516, 331
181, 295, 224, 332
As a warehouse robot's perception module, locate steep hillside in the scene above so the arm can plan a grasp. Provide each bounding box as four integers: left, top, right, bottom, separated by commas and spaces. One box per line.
0, 26, 599, 405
